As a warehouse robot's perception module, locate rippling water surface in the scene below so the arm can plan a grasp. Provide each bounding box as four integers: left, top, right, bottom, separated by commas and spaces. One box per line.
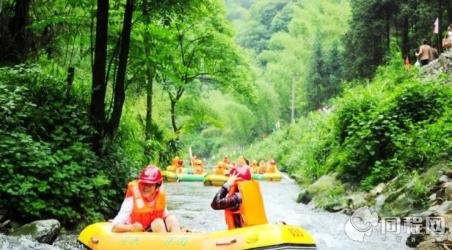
1, 175, 410, 249
167, 177, 409, 250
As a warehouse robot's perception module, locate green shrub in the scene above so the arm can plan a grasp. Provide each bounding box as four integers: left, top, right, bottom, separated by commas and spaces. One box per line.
246, 56, 451, 193
0, 66, 132, 227
332, 73, 451, 187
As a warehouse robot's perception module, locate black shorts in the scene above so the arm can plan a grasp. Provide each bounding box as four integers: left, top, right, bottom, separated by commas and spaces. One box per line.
420, 59, 429, 66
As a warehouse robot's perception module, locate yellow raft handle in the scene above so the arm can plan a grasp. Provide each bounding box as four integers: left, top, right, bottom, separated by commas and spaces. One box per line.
90, 237, 99, 244
215, 238, 237, 246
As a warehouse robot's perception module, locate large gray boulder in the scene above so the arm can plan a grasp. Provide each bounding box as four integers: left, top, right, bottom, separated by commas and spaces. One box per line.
444, 182, 452, 200
421, 50, 452, 78
9, 219, 61, 244
346, 192, 367, 210
306, 174, 338, 194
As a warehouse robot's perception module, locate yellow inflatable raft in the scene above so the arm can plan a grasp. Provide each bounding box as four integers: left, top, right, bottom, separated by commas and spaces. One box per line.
79, 222, 316, 250
162, 171, 178, 182
203, 174, 228, 186
263, 172, 282, 181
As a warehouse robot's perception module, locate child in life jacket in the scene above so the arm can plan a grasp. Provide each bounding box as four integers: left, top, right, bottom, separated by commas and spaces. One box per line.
111, 165, 182, 233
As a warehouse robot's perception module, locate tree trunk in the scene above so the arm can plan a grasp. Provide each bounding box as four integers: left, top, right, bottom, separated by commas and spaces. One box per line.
90, 0, 109, 153
170, 99, 179, 134
448, 1, 452, 24
107, 0, 134, 139
9, 0, 31, 62
144, 53, 154, 141
401, 14, 410, 60
142, 1, 154, 141
66, 66, 75, 98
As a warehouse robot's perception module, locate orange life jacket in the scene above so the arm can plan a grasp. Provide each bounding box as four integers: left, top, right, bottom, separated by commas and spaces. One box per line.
250, 166, 259, 174
258, 165, 266, 174
214, 166, 226, 175
125, 181, 167, 230
193, 165, 204, 175
267, 164, 277, 173
224, 180, 268, 229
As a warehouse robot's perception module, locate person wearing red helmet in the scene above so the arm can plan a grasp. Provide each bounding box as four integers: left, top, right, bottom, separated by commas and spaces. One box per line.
175, 159, 184, 174
211, 165, 268, 229
111, 165, 182, 233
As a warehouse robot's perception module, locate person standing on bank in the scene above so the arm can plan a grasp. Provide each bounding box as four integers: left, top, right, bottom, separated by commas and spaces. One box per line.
443, 25, 452, 50
415, 39, 433, 66
111, 165, 182, 233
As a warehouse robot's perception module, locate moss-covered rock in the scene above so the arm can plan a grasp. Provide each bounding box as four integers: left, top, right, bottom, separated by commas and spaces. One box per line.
9, 219, 60, 244
296, 189, 312, 204
307, 174, 338, 194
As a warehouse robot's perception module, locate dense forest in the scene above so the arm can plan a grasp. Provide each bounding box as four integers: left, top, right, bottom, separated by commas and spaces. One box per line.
0, 0, 451, 232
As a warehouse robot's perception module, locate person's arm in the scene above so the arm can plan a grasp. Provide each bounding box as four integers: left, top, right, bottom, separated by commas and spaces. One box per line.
111, 198, 143, 233
162, 208, 169, 219
211, 182, 241, 210
112, 222, 143, 233
210, 183, 241, 210
415, 47, 421, 57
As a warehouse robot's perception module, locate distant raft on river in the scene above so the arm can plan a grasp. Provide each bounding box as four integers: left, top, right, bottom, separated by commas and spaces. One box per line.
162, 170, 283, 185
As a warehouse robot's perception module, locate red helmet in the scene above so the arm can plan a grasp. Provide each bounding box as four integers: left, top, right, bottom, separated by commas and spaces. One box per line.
139, 165, 163, 184
270, 159, 276, 164
228, 165, 251, 181
177, 159, 183, 165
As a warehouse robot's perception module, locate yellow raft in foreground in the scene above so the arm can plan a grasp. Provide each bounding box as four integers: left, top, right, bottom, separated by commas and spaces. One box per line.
78, 222, 316, 250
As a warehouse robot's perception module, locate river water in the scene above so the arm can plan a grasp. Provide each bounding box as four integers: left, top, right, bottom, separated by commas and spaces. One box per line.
0, 175, 410, 250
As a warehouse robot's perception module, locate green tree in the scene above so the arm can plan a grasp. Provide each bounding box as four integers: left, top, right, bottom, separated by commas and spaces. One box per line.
154, 3, 249, 147
305, 29, 327, 111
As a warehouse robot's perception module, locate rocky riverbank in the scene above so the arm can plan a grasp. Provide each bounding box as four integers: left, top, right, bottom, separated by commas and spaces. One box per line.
0, 218, 83, 250
296, 166, 451, 249
295, 50, 452, 250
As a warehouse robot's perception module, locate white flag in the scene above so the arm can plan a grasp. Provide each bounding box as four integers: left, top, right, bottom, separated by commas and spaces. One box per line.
433, 17, 439, 34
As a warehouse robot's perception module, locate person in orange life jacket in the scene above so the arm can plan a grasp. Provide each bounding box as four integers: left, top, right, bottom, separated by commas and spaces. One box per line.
193, 159, 205, 175
250, 160, 259, 174
223, 156, 232, 170
175, 158, 184, 174
111, 165, 182, 233
213, 161, 227, 175
258, 160, 266, 174
266, 159, 278, 173
237, 156, 248, 167
168, 156, 182, 173
211, 165, 268, 229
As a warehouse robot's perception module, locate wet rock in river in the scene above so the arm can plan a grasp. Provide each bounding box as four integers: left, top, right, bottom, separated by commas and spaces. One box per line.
296, 189, 312, 204
9, 219, 61, 244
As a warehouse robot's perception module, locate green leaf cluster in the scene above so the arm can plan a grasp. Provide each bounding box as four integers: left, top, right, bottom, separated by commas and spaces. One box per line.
0, 66, 132, 226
